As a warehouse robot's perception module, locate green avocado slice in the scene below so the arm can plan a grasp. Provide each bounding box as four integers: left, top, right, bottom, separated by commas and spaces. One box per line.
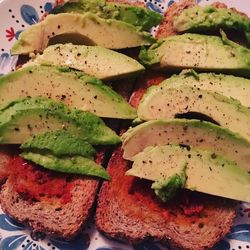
11, 13, 155, 55
51, 0, 163, 31
151, 161, 187, 202
174, 5, 250, 44
158, 70, 250, 107
122, 119, 250, 172
138, 85, 250, 142
21, 152, 110, 180
139, 33, 250, 77
20, 130, 96, 157
127, 145, 250, 202
26, 44, 144, 80
0, 97, 120, 145
0, 65, 136, 119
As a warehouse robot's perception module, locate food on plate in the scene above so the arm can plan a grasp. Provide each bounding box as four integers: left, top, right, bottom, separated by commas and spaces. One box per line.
95, 147, 236, 250
155, 70, 250, 107
0, 65, 136, 119
139, 33, 250, 77
0, 97, 120, 145
51, 0, 163, 30
0, 0, 249, 248
25, 44, 145, 80
21, 152, 110, 179
96, 1, 249, 249
174, 5, 250, 43
11, 13, 155, 55
0, 155, 100, 238
122, 119, 250, 171
127, 144, 250, 202
137, 85, 250, 141
20, 130, 96, 157
156, 0, 196, 38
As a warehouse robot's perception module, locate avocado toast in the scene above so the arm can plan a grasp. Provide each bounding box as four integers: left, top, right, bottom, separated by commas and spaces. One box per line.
0, 0, 249, 249
96, 0, 250, 249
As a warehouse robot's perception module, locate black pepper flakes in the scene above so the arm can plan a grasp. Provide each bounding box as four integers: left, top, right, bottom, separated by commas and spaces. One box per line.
27, 124, 32, 130
211, 153, 217, 159
61, 94, 66, 100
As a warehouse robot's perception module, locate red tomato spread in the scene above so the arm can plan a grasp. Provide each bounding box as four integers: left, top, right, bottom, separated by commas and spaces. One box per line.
179, 194, 204, 216
8, 156, 73, 204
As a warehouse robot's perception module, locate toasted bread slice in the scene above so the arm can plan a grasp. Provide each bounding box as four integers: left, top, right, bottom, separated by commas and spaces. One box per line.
0, 176, 98, 238
0, 150, 100, 239
96, 147, 236, 250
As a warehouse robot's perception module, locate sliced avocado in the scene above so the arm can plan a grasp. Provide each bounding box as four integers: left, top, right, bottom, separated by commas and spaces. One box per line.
127, 145, 250, 202
0, 65, 136, 119
150, 161, 187, 202
138, 85, 250, 141
122, 119, 250, 172
174, 5, 250, 44
21, 152, 110, 180
20, 130, 96, 157
159, 70, 250, 107
52, 0, 162, 31
0, 97, 120, 145
11, 13, 155, 55
26, 44, 145, 80
139, 33, 250, 77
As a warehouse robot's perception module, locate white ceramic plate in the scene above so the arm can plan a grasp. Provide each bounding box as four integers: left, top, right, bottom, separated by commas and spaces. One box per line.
0, 0, 249, 249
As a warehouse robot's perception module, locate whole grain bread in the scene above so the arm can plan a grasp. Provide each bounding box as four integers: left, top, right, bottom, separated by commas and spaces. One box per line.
95, 147, 236, 250
0, 176, 99, 238
0, 150, 101, 239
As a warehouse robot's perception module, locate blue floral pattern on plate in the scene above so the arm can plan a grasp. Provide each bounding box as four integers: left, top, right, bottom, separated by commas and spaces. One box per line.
0, 0, 249, 249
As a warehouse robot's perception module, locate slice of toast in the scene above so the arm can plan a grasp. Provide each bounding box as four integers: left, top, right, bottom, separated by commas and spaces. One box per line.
0, 176, 99, 238
0, 178, 98, 238
0, 149, 100, 239
95, 147, 236, 250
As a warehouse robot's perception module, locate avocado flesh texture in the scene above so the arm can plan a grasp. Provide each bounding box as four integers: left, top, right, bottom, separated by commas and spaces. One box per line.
0, 65, 136, 119
25, 44, 144, 80
139, 33, 250, 77
127, 145, 250, 203
21, 152, 110, 180
0, 97, 120, 145
138, 86, 250, 141
122, 119, 250, 172
52, 0, 162, 31
174, 5, 250, 44
20, 130, 96, 157
161, 70, 250, 107
11, 13, 155, 55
